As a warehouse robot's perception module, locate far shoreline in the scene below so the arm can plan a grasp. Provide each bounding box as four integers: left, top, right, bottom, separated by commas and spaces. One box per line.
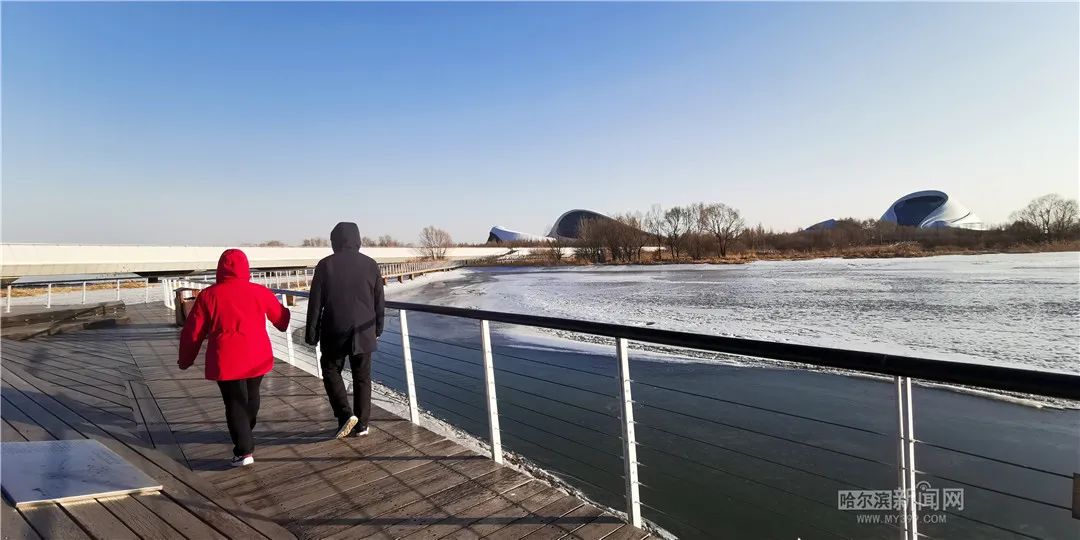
481, 241, 1080, 268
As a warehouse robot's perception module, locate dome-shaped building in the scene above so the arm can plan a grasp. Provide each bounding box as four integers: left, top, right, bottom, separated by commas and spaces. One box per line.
547, 209, 617, 239
881, 191, 985, 230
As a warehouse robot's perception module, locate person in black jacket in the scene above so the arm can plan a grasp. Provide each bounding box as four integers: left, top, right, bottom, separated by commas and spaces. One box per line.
305, 222, 385, 438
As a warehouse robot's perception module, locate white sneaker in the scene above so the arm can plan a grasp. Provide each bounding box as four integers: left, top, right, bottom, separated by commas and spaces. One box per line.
336, 415, 358, 439
353, 425, 369, 437
230, 454, 254, 467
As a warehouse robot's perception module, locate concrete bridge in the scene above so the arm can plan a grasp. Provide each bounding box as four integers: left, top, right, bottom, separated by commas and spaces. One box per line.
0, 244, 520, 282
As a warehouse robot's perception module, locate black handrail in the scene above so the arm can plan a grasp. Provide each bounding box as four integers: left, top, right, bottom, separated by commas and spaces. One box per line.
271, 288, 1080, 401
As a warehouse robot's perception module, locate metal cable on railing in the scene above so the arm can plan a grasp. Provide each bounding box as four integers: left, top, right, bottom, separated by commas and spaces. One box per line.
382, 329, 614, 379
631, 379, 892, 437
395, 340, 617, 399
399, 352, 621, 421
914, 440, 1073, 479
634, 422, 876, 491
636, 402, 894, 468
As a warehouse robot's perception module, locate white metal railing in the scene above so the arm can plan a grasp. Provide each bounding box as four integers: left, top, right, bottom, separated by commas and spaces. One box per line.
5, 277, 156, 313
159, 279, 1080, 540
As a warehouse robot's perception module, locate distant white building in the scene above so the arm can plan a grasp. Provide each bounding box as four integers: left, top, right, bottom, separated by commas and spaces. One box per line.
487, 226, 553, 244
881, 190, 985, 230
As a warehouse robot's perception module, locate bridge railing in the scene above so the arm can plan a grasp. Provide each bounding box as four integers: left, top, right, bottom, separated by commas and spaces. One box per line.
166, 278, 1080, 540
4, 277, 157, 312
3, 258, 478, 312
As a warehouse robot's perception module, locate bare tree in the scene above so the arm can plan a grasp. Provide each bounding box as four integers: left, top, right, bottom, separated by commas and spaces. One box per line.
575, 219, 606, 263
644, 205, 665, 261
258, 240, 288, 247
614, 212, 648, 262
684, 203, 707, 260
700, 202, 745, 257
417, 226, 453, 259
1011, 194, 1080, 242
546, 236, 567, 264
377, 234, 403, 247
660, 206, 691, 260
301, 237, 329, 247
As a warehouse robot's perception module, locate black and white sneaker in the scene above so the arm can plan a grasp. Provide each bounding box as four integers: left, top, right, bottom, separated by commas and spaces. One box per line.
336, 415, 358, 439
352, 425, 369, 437
230, 454, 254, 467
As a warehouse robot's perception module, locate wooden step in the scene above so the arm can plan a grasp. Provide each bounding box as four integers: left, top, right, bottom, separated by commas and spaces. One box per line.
1, 301, 126, 328
1, 315, 131, 341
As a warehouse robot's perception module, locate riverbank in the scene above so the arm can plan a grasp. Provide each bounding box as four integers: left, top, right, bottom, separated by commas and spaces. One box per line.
484, 240, 1080, 267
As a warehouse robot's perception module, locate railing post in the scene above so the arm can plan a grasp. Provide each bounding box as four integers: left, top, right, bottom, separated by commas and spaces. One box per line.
5, 285, 11, 313
480, 320, 503, 464
895, 376, 908, 537
896, 376, 919, 540
280, 294, 295, 366
116, 279, 121, 301
399, 310, 420, 424
315, 341, 323, 379
145, 278, 151, 303
46, 284, 52, 309
616, 337, 643, 528
904, 377, 918, 539
81, 282, 87, 304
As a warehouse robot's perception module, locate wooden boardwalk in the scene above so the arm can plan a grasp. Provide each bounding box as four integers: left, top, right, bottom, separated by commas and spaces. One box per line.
1, 303, 645, 540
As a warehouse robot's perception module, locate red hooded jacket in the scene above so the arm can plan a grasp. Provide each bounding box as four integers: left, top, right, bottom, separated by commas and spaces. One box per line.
178, 249, 291, 381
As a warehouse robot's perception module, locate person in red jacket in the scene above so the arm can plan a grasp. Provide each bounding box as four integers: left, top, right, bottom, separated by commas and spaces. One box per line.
178, 249, 291, 467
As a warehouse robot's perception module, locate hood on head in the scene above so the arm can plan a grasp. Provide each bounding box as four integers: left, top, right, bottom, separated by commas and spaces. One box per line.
330, 222, 362, 253
216, 249, 251, 282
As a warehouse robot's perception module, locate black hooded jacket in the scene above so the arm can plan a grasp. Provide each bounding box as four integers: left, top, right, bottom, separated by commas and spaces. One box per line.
305, 222, 385, 356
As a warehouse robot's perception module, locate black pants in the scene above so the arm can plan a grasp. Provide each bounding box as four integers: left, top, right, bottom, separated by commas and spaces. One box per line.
217, 376, 263, 457
320, 352, 372, 427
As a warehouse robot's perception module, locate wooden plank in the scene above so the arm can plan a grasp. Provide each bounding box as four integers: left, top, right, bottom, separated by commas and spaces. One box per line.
483, 495, 585, 540
346, 469, 533, 540
133, 494, 228, 540
2, 363, 132, 429
254, 440, 470, 516
396, 482, 555, 540
0, 355, 130, 395
560, 514, 627, 540
127, 381, 189, 467
1, 418, 28, 442
1, 368, 296, 540
0, 355, 130, 402
521, 503, 605, 539
319, 454, 505, 539
219, 430, 410, 498
0, 398, 54, 442
452, 487, 568, 539
59, 500, 139, 540
595, 526, 649, 540
0, 379, 86, 441
0, 499, 41, 540
97, 496, 183, 540
18, 504, 92, 540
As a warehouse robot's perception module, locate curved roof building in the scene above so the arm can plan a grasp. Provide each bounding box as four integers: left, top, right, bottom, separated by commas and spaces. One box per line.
487, 226, 552, 244
547, 209, 616, 239
881, 191, 985, 230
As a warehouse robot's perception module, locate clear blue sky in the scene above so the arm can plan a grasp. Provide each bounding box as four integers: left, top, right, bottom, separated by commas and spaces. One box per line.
3, 2, 1077, 245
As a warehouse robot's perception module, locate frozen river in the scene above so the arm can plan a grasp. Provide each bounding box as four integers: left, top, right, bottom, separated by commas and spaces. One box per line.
392, 251, 1080, 375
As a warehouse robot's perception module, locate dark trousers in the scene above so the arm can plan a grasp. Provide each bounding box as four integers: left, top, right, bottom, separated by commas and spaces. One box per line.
320, 352, 372, 427
217, 376, 263, 457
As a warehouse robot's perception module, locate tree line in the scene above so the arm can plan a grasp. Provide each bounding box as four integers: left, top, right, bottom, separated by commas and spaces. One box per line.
557, 193, 1080, 264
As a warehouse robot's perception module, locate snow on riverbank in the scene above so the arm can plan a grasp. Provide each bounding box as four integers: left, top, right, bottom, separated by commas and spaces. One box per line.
390, 252, 1080, 377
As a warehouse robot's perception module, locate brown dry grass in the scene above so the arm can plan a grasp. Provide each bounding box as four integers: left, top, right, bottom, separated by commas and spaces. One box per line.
5, 280, 148, 299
